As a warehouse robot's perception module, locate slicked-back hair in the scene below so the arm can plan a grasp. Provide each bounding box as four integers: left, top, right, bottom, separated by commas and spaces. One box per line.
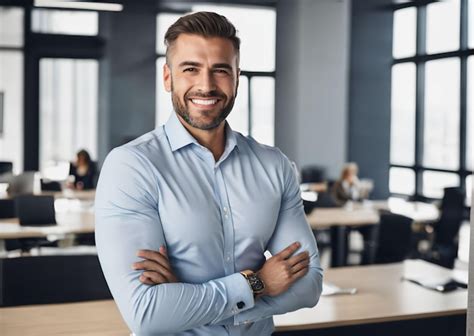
164, 11, 240, 65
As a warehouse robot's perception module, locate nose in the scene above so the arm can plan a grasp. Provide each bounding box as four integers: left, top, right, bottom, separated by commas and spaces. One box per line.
196, 70, 217, 92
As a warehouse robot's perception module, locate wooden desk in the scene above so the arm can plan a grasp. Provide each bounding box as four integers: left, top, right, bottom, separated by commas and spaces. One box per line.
306, 207, 380, 267
0, 211, 95, 255
274, 260, 466, 332
371, 197, 440, 223
1, 189, 96, 201
0, 260, 465, 336
0, 300, 129, 336
306, 207, 380, 230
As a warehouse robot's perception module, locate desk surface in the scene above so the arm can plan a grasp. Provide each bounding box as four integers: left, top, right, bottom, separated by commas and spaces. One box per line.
0, 260, 465, 335
274, 259, 467, 331
0, 211, 95, 239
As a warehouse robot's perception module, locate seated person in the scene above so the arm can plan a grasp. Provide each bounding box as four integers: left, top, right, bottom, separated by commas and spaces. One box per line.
332, 162, 363, 205
68, 149, 97, 190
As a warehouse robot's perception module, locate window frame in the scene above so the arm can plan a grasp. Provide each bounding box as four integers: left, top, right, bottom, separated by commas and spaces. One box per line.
390, 0, 474, 202
23, 6, 104, 171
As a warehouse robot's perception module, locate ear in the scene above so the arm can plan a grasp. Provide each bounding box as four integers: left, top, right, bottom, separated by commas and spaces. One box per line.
163, 63, 172, 92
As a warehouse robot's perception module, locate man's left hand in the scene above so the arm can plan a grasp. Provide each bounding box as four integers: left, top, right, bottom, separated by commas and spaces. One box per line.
133, 246, 178, 285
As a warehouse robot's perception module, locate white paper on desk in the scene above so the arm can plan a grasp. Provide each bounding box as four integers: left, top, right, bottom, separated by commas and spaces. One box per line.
322, 282, 357, 296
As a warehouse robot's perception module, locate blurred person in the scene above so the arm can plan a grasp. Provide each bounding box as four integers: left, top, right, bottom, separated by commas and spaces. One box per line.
95, 12, 322, 335
68, 149, 96, 190
332, 162, 363, 205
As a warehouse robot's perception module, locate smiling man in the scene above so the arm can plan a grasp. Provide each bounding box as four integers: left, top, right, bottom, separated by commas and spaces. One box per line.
95, 12, 323, 336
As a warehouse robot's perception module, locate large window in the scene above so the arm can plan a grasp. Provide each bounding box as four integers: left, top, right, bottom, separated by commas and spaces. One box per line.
390, 0, 473, 201
155, 5, 276, 146
0, 7, 24, 173
39, 58, 98, 179
31, 9, 98, 35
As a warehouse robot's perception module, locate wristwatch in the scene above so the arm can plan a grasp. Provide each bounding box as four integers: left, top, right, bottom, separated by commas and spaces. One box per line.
240, 270, 265, 297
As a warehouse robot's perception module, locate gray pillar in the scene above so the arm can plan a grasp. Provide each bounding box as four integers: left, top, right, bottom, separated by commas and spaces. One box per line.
348, 0, 393, 198
98, 5, 156, 164
275, 0, 350, 180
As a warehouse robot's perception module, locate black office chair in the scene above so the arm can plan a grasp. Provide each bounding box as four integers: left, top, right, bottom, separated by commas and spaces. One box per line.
0, 199, 15, 218
0, 161, 13, 175
40, 178, 62, 192
301, 165, 326, 183
0, 254, 112, 307
423, 187, 466, 269
9, 195, 58, 253
373, 212, 413, 264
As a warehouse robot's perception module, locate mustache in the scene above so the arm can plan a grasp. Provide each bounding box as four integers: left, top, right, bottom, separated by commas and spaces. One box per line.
185, 90, 226, 99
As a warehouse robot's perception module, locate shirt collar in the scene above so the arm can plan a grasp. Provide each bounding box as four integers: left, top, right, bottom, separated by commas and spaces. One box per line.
164, 112, 239, 154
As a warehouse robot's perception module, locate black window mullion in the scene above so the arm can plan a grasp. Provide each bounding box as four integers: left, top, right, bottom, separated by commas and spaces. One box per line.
459, 0, 469, 190
247, 75, 252, 136
414, 5, 427, 200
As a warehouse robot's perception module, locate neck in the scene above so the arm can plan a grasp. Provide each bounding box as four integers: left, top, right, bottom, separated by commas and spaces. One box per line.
176, 114, 226, 161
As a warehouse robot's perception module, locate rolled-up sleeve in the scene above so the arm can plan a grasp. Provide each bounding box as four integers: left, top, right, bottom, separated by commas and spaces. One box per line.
95, 147, 254, 335
233, 151, 323, 325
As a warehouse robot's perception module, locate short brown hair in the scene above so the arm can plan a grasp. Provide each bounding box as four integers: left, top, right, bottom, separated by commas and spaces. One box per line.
164, 11, 240, 64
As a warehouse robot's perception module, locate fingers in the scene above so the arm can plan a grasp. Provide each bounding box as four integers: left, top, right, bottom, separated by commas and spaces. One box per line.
277, 242, 301, 259
287, 251, 310, 267
139, 274, 155, 285
133, 260, 174, 281
292, 265, 309, 280
141, 271, 168, 284
137, 249, 171, 269
291, 257, 310, 274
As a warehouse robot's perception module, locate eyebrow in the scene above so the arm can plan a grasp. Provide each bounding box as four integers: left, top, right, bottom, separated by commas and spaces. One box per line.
178, 61, 233, 70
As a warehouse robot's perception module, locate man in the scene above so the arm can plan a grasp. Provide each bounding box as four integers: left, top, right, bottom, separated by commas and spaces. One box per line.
95, 11, 323, 336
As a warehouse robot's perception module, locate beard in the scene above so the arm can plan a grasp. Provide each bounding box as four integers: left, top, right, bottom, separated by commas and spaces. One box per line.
171, 80, 236, 131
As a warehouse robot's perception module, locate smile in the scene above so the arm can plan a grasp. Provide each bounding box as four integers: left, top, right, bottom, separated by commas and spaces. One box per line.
190, 98, 219, 106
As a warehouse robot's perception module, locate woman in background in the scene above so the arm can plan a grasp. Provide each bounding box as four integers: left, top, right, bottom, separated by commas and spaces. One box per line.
332, 162, 362, 205
69, 149, 97, 190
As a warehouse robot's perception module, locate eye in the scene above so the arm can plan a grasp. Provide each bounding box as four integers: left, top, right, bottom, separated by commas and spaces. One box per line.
214, 69, 230, 75
183, 67, 197, 73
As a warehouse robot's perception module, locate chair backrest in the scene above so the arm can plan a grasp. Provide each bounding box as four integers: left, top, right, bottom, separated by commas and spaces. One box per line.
15, 195, 56, 226
375, 212, 413, 264
301, 165, 326, 183
0, 199, 16, 218
0, 254, 112, 307
434, 187, 466, 246
314, 191, 338, 208
0, 161, 13, 175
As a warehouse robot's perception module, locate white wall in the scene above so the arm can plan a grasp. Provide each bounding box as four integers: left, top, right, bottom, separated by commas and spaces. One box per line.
275, 0, 351, 179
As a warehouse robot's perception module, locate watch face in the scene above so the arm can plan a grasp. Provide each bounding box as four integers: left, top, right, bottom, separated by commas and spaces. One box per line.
249, 274, 265, 293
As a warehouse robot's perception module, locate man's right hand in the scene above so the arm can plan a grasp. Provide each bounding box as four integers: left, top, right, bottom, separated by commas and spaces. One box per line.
257, 242, 310, 297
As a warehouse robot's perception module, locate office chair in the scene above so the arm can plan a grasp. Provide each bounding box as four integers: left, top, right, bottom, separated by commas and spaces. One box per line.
10, 195, 58, 253
0, 254, 112, 307
16, 195, 56, 226
0, 199, 15, 218
423, 187, 466, 269
301, 165, 326, 183
0, 161, 13, 175
373, 212, 413, 264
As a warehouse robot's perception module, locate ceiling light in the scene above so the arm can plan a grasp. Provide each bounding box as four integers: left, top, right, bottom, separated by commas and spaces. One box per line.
34, 0, 123, 12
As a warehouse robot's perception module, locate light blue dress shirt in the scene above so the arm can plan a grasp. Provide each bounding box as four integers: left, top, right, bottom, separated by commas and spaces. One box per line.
95, 112, 323, 336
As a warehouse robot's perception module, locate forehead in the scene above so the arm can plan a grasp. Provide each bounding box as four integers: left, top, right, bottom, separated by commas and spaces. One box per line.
168, 33, 238, 66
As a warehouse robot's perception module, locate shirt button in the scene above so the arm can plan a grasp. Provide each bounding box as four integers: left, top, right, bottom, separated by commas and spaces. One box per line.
237, 301, 245, 309
223, 206, 228, 212
226, 256, 231, 262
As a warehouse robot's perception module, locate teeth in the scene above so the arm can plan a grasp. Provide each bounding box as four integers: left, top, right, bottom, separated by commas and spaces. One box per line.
191, 99, 217, 105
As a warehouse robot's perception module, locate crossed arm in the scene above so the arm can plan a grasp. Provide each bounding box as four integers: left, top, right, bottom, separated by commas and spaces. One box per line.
95, 148, 323, 334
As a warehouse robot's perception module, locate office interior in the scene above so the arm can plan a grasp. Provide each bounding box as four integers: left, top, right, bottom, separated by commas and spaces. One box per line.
0, 0, 473, 335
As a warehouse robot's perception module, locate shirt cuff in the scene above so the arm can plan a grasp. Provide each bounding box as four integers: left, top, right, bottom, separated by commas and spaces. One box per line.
220, 272, 255, 316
